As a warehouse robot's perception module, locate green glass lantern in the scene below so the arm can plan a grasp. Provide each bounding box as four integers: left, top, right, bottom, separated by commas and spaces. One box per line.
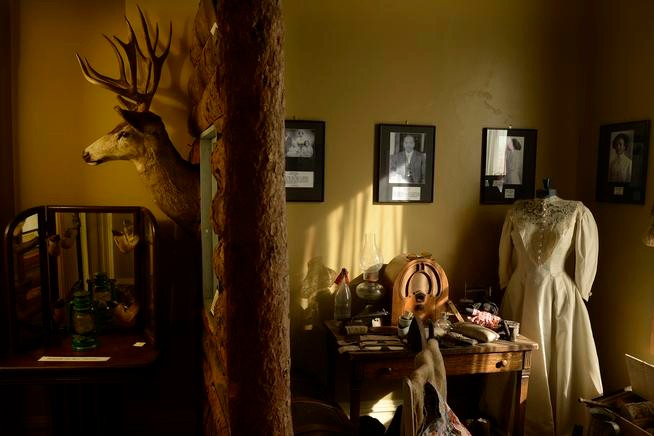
69, 291, 98, 351
89, 272, 115, 332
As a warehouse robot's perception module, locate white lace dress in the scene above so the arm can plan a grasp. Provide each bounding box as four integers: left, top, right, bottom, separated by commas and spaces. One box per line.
499, 196, 603, 435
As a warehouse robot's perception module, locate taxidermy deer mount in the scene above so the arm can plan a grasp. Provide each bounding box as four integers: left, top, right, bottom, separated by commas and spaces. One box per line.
77, 8, 200, 233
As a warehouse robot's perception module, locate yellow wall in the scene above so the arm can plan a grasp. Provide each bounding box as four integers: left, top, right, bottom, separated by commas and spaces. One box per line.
12, 0, 654, 397
582, 1, 654, 391
13, 0, 196, 224
284, 1, 585, 301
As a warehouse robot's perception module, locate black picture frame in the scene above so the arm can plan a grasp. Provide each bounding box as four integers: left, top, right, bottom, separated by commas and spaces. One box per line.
596, 120, 650, 204
480, 128, 537, 204
284, 120, 325, 202
374, 124, 435, 203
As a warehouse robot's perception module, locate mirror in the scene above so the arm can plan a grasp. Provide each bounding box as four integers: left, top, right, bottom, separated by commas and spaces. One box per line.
2, 206, 158, 355
49, 210, 137, 304
200, 126, 220, 309
480, 128, 537, 204
3, 208, 46, 353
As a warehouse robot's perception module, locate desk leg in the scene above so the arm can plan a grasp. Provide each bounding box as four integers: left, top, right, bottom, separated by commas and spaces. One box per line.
0, 385, 25, 434
326, 336, 337, 401
349, 362, 363, 428
513, 352, 532, 436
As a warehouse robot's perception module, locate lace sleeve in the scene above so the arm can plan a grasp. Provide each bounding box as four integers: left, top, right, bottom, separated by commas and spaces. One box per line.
498, 209, 514, 290
575, 205, 599, 301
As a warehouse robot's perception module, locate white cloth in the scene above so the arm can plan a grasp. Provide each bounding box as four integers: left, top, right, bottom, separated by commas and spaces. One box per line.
498, 196, 603, 435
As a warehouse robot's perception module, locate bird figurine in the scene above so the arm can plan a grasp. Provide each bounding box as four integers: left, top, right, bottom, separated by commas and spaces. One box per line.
112, 220, 140, 254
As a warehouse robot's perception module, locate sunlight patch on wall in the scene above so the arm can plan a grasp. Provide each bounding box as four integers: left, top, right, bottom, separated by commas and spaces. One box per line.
301, 187, 408, 282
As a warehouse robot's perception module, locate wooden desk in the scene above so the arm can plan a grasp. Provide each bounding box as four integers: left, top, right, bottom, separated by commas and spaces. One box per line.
0, 333, 158, 382
0, 333, 159, 434
324, 320, 538, 435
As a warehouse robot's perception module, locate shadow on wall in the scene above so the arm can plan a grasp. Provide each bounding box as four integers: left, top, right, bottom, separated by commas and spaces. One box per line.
288, 181, 408, 390
288, 185, 409, 316
450, 207, 507, 299
138, 10, 194, 158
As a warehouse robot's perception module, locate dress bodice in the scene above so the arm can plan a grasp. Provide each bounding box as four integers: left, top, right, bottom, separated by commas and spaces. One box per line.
509, 197, 579, 271
499, 196, 599, 301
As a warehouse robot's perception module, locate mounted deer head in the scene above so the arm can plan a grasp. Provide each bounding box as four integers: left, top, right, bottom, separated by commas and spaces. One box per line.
77, 8, 200, 233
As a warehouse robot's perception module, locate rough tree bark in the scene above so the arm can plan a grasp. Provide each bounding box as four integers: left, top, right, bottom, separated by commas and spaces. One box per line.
217, 0, 291, 434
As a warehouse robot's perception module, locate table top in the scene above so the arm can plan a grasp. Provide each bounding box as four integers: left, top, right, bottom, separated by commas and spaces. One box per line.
324, 320, 538, 361
0, 333, 159, 383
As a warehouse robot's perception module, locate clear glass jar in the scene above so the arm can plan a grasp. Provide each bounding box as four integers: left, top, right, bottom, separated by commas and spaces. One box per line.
436, 312, 453, 332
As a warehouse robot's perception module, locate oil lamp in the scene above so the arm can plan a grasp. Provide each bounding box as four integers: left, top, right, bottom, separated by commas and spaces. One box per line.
355, 233, 387, 318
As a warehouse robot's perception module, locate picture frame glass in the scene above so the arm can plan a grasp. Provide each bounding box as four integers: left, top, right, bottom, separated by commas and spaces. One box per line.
596, 120, 650, 204
480, 128, 537, 204
375, 124, 435, 203
284, 120, 325, 202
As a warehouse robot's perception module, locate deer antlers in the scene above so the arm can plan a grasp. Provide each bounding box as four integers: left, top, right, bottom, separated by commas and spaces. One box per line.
76, 7, 172, 112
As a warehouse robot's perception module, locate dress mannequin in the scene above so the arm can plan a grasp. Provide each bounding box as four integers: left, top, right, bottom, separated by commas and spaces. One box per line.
535, 177, 557, 198
496, 189, 603, 435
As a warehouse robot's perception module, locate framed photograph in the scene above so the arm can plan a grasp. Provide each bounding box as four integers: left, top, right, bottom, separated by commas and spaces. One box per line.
374, 124, 435, 203
480, 128, 537, 204
284, 120, 325, 202
596, 120, 650, 204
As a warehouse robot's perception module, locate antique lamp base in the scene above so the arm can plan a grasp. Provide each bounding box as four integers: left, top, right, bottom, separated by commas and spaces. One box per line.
354, 281, 387, 320
72, 335, 99, 351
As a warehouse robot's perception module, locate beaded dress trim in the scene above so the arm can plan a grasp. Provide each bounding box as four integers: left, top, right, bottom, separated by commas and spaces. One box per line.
511, 196, 578, 229
509, 196, 579, 265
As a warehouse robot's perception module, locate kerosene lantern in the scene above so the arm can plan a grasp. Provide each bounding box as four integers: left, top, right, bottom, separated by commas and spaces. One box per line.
89, 272, 116, 332
354, 233, 387, 318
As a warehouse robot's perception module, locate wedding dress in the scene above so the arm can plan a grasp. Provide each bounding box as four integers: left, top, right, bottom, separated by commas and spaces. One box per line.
498, 196, 603, 435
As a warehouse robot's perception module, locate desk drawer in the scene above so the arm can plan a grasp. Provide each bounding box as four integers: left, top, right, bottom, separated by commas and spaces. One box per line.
443, 351, 524, 376
362, 358, 415, 381
359, 351, 525, 380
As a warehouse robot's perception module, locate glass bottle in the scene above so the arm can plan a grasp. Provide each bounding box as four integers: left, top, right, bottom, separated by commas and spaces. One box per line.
436, 311, 453, 332
69, 291, 98, 351
333, 268, 351, 321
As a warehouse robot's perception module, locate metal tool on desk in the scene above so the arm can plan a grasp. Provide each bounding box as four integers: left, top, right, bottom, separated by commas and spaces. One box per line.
352, 308, 389, 320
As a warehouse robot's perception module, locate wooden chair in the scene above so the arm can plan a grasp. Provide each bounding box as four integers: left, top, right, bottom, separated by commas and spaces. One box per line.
292, 396, 355, 436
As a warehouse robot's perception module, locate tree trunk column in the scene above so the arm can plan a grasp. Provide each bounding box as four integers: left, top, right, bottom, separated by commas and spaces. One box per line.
218, 0, 291, 434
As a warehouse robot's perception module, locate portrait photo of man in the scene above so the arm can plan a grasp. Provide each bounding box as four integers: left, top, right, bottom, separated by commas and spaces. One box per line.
388, 133, 426, 184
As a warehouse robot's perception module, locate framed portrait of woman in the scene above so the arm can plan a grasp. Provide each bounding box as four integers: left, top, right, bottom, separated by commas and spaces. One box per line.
480, 128, 537, 204
596, 120, 650, 204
